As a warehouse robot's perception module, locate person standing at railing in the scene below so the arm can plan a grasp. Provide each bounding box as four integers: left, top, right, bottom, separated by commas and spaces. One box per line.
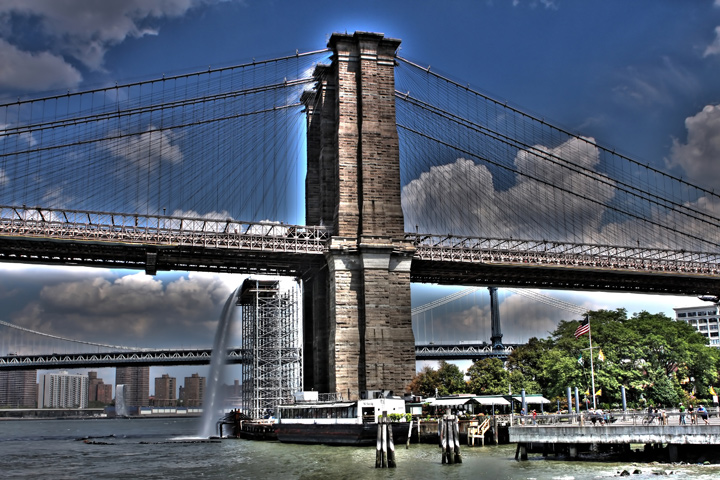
689, 404, 697, 424
679, 403, 686, 425
698, 405, 709, 425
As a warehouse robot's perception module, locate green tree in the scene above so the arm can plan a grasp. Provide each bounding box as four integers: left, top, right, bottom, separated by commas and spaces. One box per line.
436, 360, 466, 395
467, 358, 508, 395
507, 337, 551, 383
407, 365, 439, 397
537, 308, 719, 408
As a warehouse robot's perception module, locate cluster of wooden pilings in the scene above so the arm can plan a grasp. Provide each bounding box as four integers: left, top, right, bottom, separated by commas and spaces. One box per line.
439, 412, 463, 464
375, 413, 397, 468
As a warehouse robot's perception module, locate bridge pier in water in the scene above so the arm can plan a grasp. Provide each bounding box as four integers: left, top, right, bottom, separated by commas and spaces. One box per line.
302, 32, 416, 400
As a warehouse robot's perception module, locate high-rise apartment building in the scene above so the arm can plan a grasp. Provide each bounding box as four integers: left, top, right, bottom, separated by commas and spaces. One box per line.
37, 371, 88, 408
0, 370, 37, 408
154, 374, 177, 406
116, 366, 149, 407
182, 373, 206, 407
674, 304, 720, 346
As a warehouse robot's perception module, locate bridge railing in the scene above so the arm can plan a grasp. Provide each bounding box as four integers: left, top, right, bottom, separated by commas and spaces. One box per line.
407, 233, 720, 276
415, 343, 518, 359
0, 206, 331, 254
0, 347, 246, 369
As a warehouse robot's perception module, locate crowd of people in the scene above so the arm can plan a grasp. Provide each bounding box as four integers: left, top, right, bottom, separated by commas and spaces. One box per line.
646, 403, 710, 425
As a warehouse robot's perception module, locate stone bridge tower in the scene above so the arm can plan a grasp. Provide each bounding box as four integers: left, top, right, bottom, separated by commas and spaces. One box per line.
302, 32, 416, 400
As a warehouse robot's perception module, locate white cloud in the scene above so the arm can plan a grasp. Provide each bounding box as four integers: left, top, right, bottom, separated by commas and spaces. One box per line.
402, 136, 614, 243
510, 0, 558, 8
0, 0, 231, 91
0, 38, 82, 90
0, 0, 207, 69
612, 57, 698, 108
705, 26, 720, 57
104, 125, 184, 169
667, 104, 720, 190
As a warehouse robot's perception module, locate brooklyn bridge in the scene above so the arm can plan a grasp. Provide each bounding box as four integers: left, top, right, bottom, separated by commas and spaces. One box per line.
0, 32, 718, 400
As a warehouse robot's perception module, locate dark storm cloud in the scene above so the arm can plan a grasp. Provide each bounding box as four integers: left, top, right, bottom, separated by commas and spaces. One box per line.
5, 266, 237, 349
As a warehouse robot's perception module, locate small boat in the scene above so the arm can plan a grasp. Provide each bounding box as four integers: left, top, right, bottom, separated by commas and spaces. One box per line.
275, 391, 410, 446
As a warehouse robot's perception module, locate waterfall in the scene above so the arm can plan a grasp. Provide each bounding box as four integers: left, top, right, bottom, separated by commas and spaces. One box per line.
198, 286, 239, 438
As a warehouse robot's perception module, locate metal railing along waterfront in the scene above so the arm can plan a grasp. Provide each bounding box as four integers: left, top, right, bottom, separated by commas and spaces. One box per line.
0, 206, 331, 254
407, 233, 720, 276
511, 409, 720, 427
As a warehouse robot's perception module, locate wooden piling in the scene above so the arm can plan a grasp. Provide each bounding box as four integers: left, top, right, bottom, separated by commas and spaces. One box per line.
406, 419, 413, 449
440, 411, 462, 465
444, 415, 454, 464
452, 415, 463, 463
439, 413, 448, 464
375, 411, 396, 469
493, 416, 499, 445
375, 414, 384, 468
387, 416, 396, 468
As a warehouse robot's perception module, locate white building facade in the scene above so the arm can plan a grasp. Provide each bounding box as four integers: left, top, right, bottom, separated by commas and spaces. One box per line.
674, 304, 720, 347
37, 371, 89, 408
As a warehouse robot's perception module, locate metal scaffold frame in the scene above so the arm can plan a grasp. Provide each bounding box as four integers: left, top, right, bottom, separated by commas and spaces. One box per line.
239, 277, 302, 419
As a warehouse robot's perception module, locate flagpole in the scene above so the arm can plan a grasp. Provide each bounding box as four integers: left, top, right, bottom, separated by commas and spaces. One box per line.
587, 313, 597, 410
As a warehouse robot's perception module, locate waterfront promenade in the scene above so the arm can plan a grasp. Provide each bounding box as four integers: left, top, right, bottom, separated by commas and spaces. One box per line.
510, 411, 720, 462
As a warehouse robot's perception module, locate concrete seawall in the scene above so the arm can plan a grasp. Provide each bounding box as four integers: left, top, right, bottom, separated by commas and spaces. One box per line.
510, 425, 720, 445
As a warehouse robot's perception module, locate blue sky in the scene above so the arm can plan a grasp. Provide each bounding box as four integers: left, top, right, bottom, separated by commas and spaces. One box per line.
1, 0, 719, 390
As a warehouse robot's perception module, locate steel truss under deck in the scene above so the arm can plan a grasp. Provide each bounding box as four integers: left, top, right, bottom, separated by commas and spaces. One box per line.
0, 206, 718, 295
239, 277, 302, 419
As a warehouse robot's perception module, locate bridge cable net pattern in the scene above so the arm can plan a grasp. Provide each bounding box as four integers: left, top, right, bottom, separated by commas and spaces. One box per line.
394, 57, 720, 274
0, 50, 330, 228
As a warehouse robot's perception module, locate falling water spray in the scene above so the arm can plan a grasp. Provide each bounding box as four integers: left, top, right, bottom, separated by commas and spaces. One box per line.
199, 286, 240, 438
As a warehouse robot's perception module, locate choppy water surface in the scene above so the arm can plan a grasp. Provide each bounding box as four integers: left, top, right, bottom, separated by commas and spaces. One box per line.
1, 417, 719, 479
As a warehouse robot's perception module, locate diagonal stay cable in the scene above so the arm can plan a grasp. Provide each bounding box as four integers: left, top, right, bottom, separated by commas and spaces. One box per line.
396, 56, 720, 202
397, 124, 719, 250
0, 103, 303, 159
0, 48, 330, 109
396, 92, 720, 230
1, 78, 315, 138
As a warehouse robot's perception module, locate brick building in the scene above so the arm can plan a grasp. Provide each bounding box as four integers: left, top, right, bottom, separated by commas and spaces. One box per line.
154, 374, 177, 406
182, 373, 205, 407
88, 371, 113, 405
116, 366, 149, 407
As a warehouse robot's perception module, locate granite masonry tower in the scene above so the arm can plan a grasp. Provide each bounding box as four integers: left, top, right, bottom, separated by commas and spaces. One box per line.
302, 32, 416, 400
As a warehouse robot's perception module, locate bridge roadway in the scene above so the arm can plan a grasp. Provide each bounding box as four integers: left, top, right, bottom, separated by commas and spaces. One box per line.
0, 342, 515, 370
0, 206, 718, 295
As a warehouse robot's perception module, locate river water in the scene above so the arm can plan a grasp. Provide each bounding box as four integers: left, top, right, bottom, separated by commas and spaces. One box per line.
1, 417, 719, 479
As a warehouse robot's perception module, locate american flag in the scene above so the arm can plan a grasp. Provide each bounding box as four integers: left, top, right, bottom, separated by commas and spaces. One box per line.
574, 318, 590, 338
